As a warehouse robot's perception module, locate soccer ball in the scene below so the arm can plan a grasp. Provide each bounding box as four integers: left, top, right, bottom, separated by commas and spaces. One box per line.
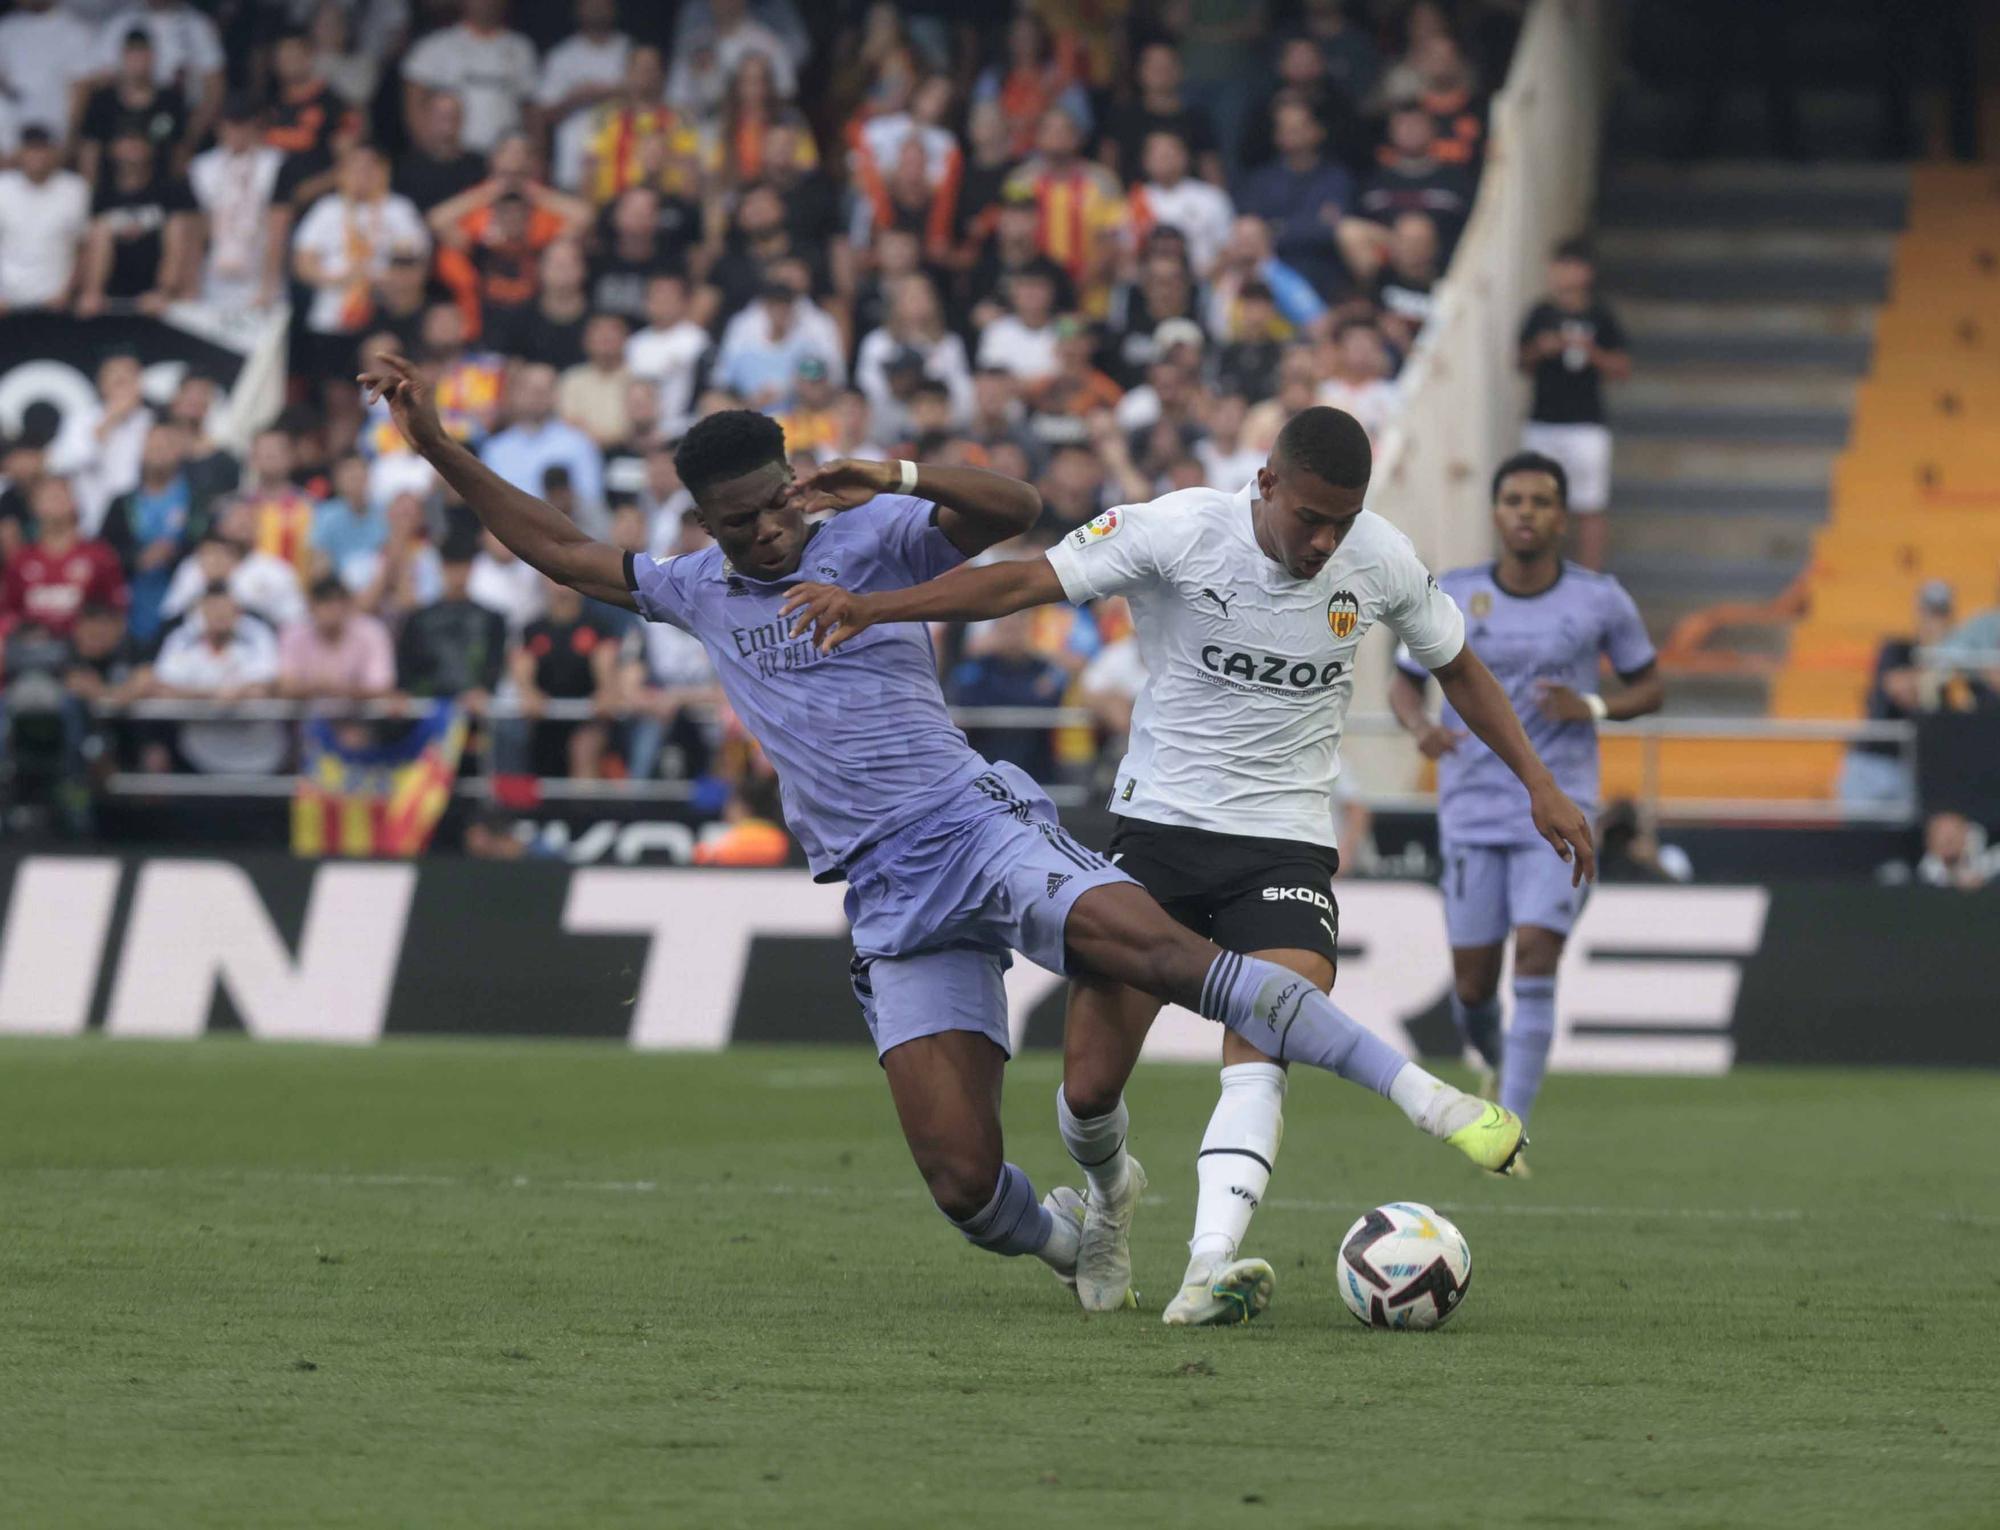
1337, 1202, 1472, 1330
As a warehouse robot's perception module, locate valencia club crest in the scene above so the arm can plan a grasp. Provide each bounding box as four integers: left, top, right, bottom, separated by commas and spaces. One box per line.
1327, 589, 1360, 639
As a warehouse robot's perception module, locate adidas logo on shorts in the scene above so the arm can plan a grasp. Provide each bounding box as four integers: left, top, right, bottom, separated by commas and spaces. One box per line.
1046, 872, 1072, 898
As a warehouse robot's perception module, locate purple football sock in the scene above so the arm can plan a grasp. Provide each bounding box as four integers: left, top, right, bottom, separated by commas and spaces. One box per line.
1198, 951, 1407, 1095
951, 1162, 1052, 1257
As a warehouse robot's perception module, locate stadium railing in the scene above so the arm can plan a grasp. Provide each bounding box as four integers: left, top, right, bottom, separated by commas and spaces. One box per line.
83, 698, 1912, 825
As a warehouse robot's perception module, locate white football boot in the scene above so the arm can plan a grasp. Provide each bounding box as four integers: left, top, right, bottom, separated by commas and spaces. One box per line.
1074, 1156, 1146, 1312
1162, 1253, 1276, 1326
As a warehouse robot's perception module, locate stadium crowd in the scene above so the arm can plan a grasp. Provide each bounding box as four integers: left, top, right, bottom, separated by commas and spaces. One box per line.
0, 0, 1533, 822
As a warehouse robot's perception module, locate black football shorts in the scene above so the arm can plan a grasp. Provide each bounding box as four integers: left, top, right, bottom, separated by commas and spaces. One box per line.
1103, 816, 1341, 965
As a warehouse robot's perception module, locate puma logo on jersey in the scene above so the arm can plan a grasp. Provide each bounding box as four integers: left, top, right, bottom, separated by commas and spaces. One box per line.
1197, 587, 1233, 617
1263, 886, 1335, 914
1200, 646, 1345, 690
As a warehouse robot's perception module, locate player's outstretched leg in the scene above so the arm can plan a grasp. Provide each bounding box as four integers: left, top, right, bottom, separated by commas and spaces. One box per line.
1058, 977, 1156, 1312
880, 1029, 1080, 1279
1063, 886, 1526, 1175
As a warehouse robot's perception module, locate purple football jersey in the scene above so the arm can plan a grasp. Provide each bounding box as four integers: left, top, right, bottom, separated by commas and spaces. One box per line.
626, 494, 990, 878
1402, 563, 1655, 846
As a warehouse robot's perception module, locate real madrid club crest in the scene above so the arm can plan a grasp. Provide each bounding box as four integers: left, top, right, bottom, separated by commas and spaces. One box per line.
1469, 590, 1492, 619
1327, 589, 1360, 639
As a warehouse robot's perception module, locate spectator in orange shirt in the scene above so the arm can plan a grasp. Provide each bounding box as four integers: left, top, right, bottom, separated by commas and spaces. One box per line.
777, 357, 844, 459
1029, 316, 1123, 445
233, 428, 318, 578
1000, 106, 1125, 312
579, 45, 702, 205
429, 145, 593, 341
692, 772, 792, 866
706, 51, 818, 193
973, 12, 1090, 158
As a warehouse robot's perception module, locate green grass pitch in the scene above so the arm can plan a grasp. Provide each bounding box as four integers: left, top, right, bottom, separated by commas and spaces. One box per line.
2, 1038, 1996, 1528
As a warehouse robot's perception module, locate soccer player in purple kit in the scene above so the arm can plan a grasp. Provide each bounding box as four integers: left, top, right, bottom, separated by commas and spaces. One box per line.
362, 352, 1544, 1309
1391, 451, 1663, 1156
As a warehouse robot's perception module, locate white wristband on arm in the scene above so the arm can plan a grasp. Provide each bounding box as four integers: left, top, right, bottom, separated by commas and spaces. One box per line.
897, 459, 919, 494
1584, 693, 1610, 722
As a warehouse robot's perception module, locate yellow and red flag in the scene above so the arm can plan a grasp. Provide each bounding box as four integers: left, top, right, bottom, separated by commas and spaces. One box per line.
292, 701, 467, 857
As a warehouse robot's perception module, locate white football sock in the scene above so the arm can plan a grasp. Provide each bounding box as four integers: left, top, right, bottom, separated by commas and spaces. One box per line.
1056, 1084, 1130, 1199
1188, 1062, 1286, 1264
1386, 1061, 1481, 1137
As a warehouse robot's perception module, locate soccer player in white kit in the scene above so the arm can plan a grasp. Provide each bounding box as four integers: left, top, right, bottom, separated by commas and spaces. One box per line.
780, 408, 1594, 1321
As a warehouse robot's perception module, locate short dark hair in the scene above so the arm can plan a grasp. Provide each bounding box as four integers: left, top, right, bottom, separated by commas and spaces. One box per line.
1490, 449, 1569, 508
1553, 236, 1595, 264
1272, 405, 1371, 490
309, 575, 351, 603
440, 526, 482, 565
673, 409, 786, 501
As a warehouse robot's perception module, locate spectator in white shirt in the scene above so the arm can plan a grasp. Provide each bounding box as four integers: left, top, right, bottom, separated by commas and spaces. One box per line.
161, 506, 308, 632
855, 275, 974, 428
625, 273, 712, 434
536, 0, 631, 192
714, 270, 845, 387
1195, 391, 1263, 491
147, 583, 289, 775
306, 0, 383, 111
1131, 130, 1233, 279
291, 145, 428, 371
94, 0, 225, 145
468, 529, 544, 634
0, 128, 91, 312
976, 267, 1062, 391
0, 0, 95, 149
665, 0, 797, 123
672, 0, 809, 73
187, 95, 286, 311
50, 352, 153, 537
1317, 317, 1401, 446
401, 0, 538, 154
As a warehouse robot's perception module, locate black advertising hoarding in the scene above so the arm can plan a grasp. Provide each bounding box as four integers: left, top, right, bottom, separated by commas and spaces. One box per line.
0, 852, 1992, 1068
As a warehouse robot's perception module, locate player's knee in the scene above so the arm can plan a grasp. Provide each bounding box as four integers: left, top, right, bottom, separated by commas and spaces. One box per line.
1454, 975, 1499, 1007
918, 1150, 1000, 1222
1061, 1073, 1122, 1121
1514, 928, 1565, 978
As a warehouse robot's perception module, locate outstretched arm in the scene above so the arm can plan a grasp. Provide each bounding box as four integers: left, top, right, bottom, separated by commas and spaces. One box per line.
782, 556, 1067, 653
359, 353, 634, 611
1432, 645, 1597, 884
789, 456, 1041, 558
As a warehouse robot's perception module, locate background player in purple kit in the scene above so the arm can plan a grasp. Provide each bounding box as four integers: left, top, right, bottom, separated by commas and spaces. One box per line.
1391, 452, 1663, 1148
361, 353, 1537, 1311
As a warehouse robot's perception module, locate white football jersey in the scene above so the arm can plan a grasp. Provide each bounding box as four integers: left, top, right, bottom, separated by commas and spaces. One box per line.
1045, 482, 1464, 848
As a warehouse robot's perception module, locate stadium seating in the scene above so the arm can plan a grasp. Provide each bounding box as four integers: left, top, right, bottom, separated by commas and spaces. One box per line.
1661, 166, 2000, 800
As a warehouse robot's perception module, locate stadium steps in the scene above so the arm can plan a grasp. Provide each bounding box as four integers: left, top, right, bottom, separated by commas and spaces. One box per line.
1593, 159, 1907, 799
1766, 163, 2000, 753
